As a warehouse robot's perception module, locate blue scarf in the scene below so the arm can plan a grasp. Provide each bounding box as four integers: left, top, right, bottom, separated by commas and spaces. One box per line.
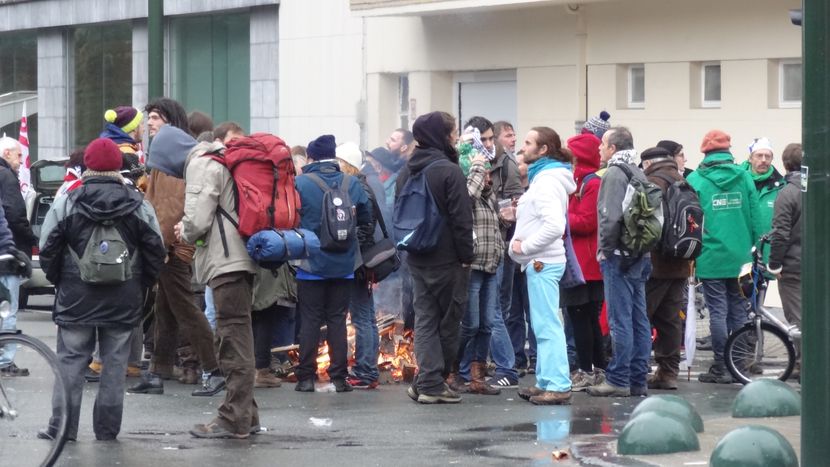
527, 157, 572, 184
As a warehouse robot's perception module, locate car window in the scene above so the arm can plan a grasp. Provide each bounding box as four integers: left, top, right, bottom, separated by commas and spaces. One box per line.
37, 165, 65, 184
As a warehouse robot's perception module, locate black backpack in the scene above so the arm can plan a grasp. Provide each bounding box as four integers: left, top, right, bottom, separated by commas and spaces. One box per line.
653, 173, 703, 259
306, 174, 356, 253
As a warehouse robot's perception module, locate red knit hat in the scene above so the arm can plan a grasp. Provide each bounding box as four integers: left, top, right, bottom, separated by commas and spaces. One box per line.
700, 130, 731, 154
84, 138, 123, 172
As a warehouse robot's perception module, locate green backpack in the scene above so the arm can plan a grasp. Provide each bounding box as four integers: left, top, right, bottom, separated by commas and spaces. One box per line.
70, 219, 133, 285
616, 164, 664, 255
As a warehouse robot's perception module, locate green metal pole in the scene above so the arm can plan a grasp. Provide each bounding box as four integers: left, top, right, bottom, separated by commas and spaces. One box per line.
801, 0, 830, 465
147, 0, 164, 100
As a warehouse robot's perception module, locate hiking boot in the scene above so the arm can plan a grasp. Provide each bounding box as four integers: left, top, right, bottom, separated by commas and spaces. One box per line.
295, 379, 315, 393
126, 365, 142, 378
346, 376, 379, 389
127, 373, 163, 394
647, 372, 678, 390
0, 363, 29, 377
469, 361, 500, 395
190, 421, 249, 439
417, 385, 461, 404
592, 368, 606, 385
529, 390, 572, 405
570, 370, 594, 392
254, 368, 282, 388
332, 378, 353, 393
696, 335, 713, 351
178, 368, 201, 385
445, 372, 469, 393
630, 386, 648, 397
518, 385, 545, 401
587, 381, 630, 397
192, 374, 226, 396
698, 364, 733, 384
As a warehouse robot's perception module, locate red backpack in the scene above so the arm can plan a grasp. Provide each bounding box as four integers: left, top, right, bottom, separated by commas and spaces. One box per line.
207, 133, 301, 238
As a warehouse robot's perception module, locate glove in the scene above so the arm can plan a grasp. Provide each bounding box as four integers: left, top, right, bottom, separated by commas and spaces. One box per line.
9, 247, 32, 278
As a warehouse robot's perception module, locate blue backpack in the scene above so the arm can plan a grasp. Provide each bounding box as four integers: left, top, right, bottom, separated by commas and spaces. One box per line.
393, 160, 447, 253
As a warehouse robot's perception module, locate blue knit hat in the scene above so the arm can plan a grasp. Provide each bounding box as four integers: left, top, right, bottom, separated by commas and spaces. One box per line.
582, 111, 611, 138
307, 135, 337, 160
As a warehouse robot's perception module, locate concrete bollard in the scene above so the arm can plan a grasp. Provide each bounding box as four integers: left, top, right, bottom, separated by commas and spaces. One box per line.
732, 379, 801, 418
710, 425, 798, 467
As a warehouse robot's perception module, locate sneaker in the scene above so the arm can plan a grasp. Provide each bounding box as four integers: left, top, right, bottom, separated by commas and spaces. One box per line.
489, 376, 518, 389
255, 368, 282, 388
127, 373, 163, 394
295, 379, 315, 393
587, 381, 630, 397
192, 374, 226, 396
529, 390, 572, 405
518, 385, 545, 401
190, 421, 249, 439
698, 364, 733, 384
630, 386, 648, 397
570, 370, 594, 392
332, 378, 354, 393
346, 376, 379, 389
407, 385, 419, 402
0, 363, 29, 377
417, 384, 461, 404
517, 367, 528, 378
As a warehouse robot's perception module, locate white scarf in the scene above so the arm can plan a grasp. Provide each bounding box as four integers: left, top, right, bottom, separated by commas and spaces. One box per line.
608, 149, 638, 166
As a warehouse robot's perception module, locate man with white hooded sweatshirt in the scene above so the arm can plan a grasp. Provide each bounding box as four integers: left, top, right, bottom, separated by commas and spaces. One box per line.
510, 127, 576, 406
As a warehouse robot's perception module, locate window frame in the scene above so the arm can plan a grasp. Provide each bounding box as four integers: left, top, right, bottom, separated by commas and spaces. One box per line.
398, 74, 410, 130
701, 62, 721, 108
627, 64, 645, 109
778, 59, 802, 108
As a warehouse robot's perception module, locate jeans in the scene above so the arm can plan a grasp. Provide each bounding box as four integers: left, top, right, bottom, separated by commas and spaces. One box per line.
0, 275, 21, 365
50, 325, 132, 440
204, 286, 216, 331
487, 260, 518, 380
601, 254, 652, 389
296, 278, 352, 382
506, 264, 536, 367
458, 270, 498, 365
525, 262, 570, 392
702, 278, 749, 364
350, 278, 379, 382
410, 263, 470, 395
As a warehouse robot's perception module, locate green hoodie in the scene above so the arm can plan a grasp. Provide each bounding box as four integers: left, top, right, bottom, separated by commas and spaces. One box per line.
687, 152, 764, 279
740, 160, 784, 266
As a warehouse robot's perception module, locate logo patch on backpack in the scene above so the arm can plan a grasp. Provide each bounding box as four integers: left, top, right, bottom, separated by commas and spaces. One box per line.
306, 174, 357, 252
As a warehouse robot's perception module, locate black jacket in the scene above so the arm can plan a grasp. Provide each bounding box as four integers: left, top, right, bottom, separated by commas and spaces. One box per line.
39, 177, 165, 327
0, 159, 36, 255
355, 172, 378, 250
768, 171, 801, 275
396, 147, 475, 267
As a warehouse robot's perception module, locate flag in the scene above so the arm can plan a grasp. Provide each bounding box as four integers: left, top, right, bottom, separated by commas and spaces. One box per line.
18, 102, 32, 197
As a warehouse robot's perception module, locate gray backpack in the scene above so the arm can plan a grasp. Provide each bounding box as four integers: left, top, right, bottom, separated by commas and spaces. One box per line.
70, 219, 133, 284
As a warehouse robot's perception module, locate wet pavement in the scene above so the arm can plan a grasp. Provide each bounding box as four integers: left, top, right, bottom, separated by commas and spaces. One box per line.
4, 298, 801, 466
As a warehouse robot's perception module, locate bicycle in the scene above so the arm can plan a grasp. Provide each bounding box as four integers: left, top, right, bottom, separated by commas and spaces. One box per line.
724, 235, 800, 384
0, 253, 69, 467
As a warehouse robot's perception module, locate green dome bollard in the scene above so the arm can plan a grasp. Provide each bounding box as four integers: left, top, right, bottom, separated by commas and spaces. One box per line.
732, 379, 801, 418
617, 411, 700, 455
710, 426, 798, 467
630, 395, 704, 433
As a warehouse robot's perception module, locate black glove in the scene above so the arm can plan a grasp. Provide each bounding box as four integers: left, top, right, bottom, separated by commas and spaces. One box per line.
9, 247, 32, 278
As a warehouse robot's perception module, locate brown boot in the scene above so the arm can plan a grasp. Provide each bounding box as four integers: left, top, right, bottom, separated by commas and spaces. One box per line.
647, 371, 678, 390
529, 390, 572, 405
254, 368, 282, 388
178, 368, 201, 385
518, 385, 544, 401
446, 372, 469, 393
469, 361, 500, 395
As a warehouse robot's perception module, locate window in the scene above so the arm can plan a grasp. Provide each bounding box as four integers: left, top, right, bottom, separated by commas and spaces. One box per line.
0, 33, 38, 161
628, 64, 644, 108
398, 74, 409, 129
780, 60, 802, 107
69, 24, 133, 148
702, 63, 721, 107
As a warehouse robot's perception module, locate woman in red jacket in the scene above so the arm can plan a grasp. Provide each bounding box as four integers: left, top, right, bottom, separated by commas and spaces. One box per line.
562, 133, 607, 391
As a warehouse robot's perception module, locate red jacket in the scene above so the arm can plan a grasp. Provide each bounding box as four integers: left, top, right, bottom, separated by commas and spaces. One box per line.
567, 133, 602, 281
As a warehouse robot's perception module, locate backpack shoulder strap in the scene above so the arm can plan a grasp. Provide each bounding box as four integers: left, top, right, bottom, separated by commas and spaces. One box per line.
613, 163, 634, 180
305, 173, 333, 193
578, 172, 599, 198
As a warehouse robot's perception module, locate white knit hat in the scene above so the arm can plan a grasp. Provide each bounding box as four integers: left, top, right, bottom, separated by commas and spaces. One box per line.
748, 137, 774, 155
336, 142, 363, 170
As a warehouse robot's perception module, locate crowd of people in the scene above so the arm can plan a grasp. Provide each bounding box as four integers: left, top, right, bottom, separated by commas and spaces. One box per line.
0, 98, 804, 440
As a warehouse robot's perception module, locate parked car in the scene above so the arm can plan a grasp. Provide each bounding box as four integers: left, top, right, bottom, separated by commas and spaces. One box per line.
21, 158, 67, 308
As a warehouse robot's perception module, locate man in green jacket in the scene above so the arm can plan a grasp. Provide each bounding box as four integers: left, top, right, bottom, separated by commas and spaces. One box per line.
687, 130, 764, 384
741, 137, 784, 263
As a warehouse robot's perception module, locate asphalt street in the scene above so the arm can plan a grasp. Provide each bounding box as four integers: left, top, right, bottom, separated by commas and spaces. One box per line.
2, 295, 798, 467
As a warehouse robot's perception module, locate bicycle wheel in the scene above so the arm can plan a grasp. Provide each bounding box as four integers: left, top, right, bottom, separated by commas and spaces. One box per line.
725, 322, 796, 385
0, 333, 69, 467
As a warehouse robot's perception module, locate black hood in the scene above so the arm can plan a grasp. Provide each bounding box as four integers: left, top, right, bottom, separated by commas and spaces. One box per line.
407, 147, 456, 174
72, 177, 144, 222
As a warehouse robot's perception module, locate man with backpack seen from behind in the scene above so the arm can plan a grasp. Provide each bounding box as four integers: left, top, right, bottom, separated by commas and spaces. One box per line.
640, 146, 696, 390
588, 127, 657, 398
176, 129, 259, 439
396, 111, 474, 404
688, 130, 763, 384
294, 135, 371, 394
39, 138, 164, 441
129, 125, 222, 396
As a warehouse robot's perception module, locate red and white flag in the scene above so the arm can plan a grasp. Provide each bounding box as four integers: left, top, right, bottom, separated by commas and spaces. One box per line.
18, 102, 32, 197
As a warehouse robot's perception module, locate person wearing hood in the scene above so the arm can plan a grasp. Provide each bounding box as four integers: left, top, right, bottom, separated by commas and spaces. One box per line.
588, 127, 653, 398
742, 137, 784, 264
396, 111, 474, 404
510, 127, 575, 405
39, 138, 164, 441
99, 106, 147, 190
687, 130, 763, 384
175, 128, 258, 439
293, 135, 371, 394
561, 132, 606, 392
129, 125, 221, 396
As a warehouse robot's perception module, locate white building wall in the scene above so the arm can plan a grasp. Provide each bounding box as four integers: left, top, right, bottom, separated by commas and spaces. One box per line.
250, 6, 280, 134
278, 0, 365, 148
36, 29, 68, 161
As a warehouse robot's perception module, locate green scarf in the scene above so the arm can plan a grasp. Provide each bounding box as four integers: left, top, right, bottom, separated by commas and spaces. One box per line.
740, 160, 774, 182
